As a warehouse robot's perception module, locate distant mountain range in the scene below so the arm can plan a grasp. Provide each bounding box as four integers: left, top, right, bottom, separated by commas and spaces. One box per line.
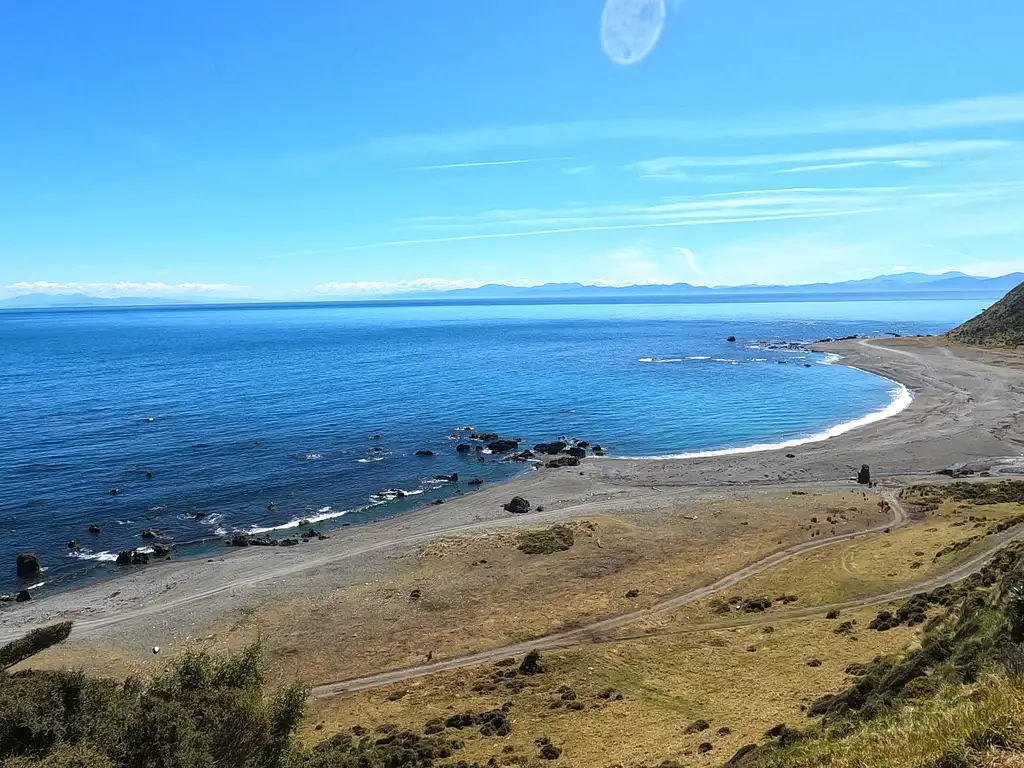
2, 272, 1022, 308
404, 271, 1024, 300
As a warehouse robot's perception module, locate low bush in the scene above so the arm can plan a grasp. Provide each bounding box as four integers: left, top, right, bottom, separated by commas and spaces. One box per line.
516, 526, 574, 555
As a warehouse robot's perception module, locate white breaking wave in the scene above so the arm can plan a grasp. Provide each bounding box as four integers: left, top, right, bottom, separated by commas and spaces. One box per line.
245, 505, 351, 534
357, 456, 387, 463
67, 550, 119, 562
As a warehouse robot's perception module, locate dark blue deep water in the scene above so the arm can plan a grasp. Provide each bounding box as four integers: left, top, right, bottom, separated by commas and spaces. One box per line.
0, 298, 989, 595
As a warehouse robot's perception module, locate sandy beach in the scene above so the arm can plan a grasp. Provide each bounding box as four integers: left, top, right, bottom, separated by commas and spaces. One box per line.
3, 336, 1024, 665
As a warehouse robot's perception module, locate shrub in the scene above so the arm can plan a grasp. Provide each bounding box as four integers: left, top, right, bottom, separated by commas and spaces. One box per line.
0, 623, 73, 672
516, 526, 574, 555
518, 650, 543, 676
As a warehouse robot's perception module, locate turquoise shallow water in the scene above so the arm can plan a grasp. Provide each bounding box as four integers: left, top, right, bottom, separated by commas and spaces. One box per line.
0, 297, 990, 594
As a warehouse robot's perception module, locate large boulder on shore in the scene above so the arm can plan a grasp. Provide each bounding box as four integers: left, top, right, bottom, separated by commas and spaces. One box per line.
546, 456, 581, 469
16, 553, 40, 578
487, 439, 519, 453
534, 442, 567, 455
566, 446, 586, 459
504, 496, 531, 514
16, 590, 31, 602
857, 465, 871, 485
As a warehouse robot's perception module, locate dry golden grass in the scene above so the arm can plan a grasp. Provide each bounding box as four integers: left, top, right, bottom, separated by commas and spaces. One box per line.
216, 491, 886, 685
305, 604, 920, 767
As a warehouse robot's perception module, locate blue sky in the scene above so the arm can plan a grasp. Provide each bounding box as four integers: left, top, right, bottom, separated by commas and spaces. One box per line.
2, 0, 1023, 299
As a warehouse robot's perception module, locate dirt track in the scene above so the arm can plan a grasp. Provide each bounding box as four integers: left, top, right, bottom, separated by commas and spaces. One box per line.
307, 489, 1014, 697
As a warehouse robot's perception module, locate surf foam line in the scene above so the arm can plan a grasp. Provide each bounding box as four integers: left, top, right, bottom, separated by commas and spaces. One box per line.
619, 361, 913, 461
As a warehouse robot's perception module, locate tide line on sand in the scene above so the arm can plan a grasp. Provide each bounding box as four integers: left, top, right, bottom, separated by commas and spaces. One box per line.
620, 370, 913, 461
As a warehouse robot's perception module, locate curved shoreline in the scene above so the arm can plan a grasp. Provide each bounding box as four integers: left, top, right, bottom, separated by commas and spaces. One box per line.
618, 350, 914, 461
4, 338, 1024, 646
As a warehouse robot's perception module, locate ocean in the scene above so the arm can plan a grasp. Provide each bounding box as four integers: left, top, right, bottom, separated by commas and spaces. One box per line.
0, 297, 990, 596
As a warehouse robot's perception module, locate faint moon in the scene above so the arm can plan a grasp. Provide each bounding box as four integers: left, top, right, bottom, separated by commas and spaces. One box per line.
601, 0, 667, 65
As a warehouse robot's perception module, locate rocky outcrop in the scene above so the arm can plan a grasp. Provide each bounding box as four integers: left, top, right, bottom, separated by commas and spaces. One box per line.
857, 465, 871, 485
468, 478, 484, 486
566, 446, 586, 459
456, 443, 472, 453
16, 553, 40, 578
504, 496, 531, 514
415, 449, 436, 456
151, 543, 172, 557
16, 590, 31, 602
546, 456, 580, 469
469, 432, 499, 441
433, 473, 459, 482
486, 439, 519, 453
534, 442, 567, 455
116, 549, 150, 566
88, 524, 101, 533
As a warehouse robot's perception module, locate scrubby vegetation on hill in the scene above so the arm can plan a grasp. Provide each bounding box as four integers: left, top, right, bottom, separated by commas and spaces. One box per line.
727, 541, 1024, 767
948, 279, 1024, 347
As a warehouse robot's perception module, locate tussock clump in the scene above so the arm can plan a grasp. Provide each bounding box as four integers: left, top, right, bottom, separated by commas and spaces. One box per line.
516, 526, 575, 555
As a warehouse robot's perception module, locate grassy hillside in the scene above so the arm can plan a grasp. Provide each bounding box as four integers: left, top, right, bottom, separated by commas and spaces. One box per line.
948, 279, 1024, 347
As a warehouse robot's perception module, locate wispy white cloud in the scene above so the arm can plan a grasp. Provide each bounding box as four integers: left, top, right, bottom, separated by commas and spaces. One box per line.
674, 247, 701, 274
4, 281, 242, 298
628, 140, 1013, 178
561, 165, 596, 176
368, 93, 1024, 156
403, 157, 573, 171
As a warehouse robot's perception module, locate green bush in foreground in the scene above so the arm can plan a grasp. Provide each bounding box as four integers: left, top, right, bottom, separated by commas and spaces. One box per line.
0, 635, 308, 768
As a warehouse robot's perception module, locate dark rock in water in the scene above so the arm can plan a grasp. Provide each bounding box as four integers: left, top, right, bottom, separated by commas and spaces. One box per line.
504, 496, 531, 514
298, 519, 311, 526
566, 447, 586, 459
534, 441, 567, 455
88, 524, 101, 533
140, 529, 159, 539
727, 335, 737, 342
131, 551, 149, 565
803, 363, 812, 368
433, 473, 459, 482
433, 499, 445, 505
16, 553, 40, 578
576, 440, 589, 448
67, 540, 78, 550
188, 511, 206, 521
591, 444, 604, 452
116, 550, 133, 565
415, 449, 436, 456
151, 543, 172, 557
508, 450, 535, 462
857, 464, 871, 485
486, 439, 519, 453
469, 432, 499, 441
227, 534, 250, 547
468, 478, 484, 486
16, 590, 31, 603
108, 488, 119, 496
456, 443, 472, 453
546, 456, 581, 469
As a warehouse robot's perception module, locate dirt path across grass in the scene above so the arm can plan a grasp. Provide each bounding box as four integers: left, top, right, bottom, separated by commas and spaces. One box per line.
310, 490, 1024, 697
